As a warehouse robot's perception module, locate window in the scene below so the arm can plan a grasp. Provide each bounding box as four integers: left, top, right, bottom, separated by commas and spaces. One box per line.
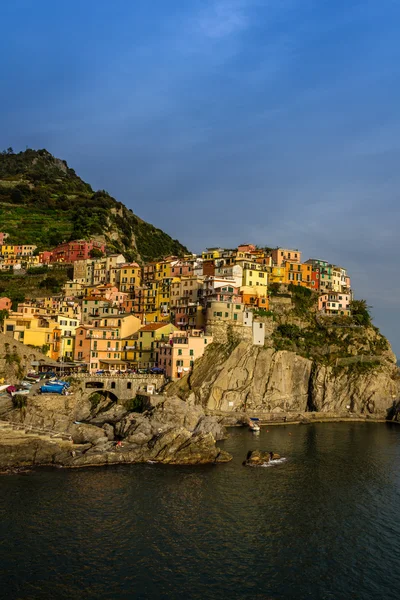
225, 312, 228, 318
127, 382, 132, 390
111, 382, 116, 389
234, 313, 238, 321
189, 349, 194, 356
178, 349, 182, 356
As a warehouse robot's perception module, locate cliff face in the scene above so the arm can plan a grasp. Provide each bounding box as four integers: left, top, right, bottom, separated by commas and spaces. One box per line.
170, 320, 399, 419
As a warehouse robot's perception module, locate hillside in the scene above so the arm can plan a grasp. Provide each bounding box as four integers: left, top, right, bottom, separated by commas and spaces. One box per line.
0, 148, 188, 262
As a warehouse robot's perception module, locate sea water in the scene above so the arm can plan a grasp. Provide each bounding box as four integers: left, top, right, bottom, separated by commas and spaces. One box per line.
0, 422, 399, 599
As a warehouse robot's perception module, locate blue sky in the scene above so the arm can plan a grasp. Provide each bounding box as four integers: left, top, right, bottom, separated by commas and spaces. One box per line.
1, 0, 400, 353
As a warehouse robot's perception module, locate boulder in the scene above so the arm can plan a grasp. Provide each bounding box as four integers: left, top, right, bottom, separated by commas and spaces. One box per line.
147, 428, 232, 465
243, 450, 280, 466
102, 423, 115, 441
69, 423, 108, 445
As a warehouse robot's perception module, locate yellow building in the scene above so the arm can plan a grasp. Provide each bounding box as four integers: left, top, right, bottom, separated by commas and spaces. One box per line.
3, 313, 58, 357
201, 248, 223, 261
122, 322, 179, 368
118, 262, 142, 292
269, 266, 286, 285
241, 263, 268, 288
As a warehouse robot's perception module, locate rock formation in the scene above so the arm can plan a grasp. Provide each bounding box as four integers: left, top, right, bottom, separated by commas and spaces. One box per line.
0, 391, 231, 470
243, 450, 281, 466
170, 324, 400, 418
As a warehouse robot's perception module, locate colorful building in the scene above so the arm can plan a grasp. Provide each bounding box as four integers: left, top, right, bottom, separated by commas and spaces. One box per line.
122, 322, 179, 369
157, 330, 212, 379
51, 239, 105, 263
0, 297, 12, 311
318, 292, 351, 316
271, 248, 302, 267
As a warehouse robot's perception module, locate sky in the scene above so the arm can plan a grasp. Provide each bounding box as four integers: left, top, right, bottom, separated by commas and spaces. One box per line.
1, 0, 400, 353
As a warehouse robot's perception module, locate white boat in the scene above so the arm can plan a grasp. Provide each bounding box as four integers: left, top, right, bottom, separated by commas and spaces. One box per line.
11, 389, 30, 397
249, 422, 260, 432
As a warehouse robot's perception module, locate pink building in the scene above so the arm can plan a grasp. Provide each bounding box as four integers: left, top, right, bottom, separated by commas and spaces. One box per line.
0, 297, 12, 311
39, 251, 53, 264
170, 260, 194, 277
157, 330, 212, 379
0, 232, 8, 245
271, 248, 302, 266
318, 292, 351, 315
237, 244, 256, 253
50, 240, 105, 263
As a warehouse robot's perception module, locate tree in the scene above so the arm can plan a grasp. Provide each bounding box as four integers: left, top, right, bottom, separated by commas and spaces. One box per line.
89, 248, 104, 259
39, 276, 61, 292
351, 299, 372, 326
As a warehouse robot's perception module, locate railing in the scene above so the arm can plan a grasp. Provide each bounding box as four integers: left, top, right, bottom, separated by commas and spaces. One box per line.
75, 373, 164, 379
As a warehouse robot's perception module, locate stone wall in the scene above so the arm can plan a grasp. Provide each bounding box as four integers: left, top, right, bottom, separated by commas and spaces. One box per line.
205, 320, 252, 344
75, 374, 165, 402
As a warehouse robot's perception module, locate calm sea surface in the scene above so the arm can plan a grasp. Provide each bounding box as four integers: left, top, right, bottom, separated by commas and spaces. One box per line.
0, 423, 400, 600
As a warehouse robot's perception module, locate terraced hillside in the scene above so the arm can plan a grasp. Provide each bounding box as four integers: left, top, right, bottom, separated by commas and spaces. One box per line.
0, 148, 188, 261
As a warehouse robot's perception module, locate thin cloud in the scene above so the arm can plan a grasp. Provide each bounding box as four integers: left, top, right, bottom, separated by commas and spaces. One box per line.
196, 0, 249, 39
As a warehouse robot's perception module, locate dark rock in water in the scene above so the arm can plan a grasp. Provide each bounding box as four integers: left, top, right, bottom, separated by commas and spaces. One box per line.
243, 450, 280, 466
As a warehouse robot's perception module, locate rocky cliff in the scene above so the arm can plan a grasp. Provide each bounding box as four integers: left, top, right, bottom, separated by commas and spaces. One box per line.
170, 293, 400, 419
172, 341, 399, 417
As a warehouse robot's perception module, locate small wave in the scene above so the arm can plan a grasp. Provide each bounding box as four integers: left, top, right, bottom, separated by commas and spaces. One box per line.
259, 458, 287, 467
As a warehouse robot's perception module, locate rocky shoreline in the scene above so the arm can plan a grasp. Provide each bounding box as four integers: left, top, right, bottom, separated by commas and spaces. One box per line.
1, 401, 399, 474
0, 394, 233, 472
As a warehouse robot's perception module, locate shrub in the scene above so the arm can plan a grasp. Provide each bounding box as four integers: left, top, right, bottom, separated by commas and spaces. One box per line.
12, 394, 28, 409
126, 396, 144, 413
89, 392, 103, 408
351, 300, 372, 326
276, 323, 302, 340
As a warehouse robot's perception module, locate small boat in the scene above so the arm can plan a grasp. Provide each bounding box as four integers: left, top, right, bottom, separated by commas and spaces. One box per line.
11, 389, 30, 397
249, 421, 260, 432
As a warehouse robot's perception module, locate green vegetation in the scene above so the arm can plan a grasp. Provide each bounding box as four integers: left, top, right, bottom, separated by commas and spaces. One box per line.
12, 394, 28, 409
4, 351, 24, 378
89, 392, 102, 409
0, 148, 188, 261
288, 284, 317, 316
332, 360, 382, 377
0, 266, 69, 307
5, 352, 21, 365
350, 299, 372, 326
126, 396, 144, 412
